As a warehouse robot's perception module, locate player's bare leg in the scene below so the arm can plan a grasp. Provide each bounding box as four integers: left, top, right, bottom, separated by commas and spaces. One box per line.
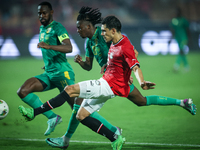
17, 77, 61, 135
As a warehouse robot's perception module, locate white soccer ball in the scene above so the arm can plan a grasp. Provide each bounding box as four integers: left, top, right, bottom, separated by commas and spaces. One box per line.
0, 100, 9, 120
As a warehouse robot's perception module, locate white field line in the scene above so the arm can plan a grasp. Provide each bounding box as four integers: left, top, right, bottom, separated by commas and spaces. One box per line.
1, 138, 200, 147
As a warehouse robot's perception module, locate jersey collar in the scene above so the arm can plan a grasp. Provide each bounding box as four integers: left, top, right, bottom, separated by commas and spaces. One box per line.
42, 21, 55, 28
91, 26, 100, 40
113, 35, 124, 46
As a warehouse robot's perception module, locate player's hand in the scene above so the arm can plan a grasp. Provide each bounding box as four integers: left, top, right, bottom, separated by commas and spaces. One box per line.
134, 49, 139, 59
37, 42, 50, 49
141, 81, 156, 90
74, 54, 82, 63
128, 76, 133, 85
100, 64, 107, 74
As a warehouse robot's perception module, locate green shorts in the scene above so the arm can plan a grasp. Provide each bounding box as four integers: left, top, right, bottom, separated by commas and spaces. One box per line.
35, 70, 75, 92
129, 83, 134, 93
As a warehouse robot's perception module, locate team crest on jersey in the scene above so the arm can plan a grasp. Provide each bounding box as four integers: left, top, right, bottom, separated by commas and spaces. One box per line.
46, 28, 52, 33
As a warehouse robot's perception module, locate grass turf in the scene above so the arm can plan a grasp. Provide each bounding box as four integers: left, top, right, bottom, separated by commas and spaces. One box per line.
0, 52, 200, 150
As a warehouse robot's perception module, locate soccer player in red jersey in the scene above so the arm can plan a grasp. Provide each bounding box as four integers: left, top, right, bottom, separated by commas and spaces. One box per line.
19, 16, 196, 150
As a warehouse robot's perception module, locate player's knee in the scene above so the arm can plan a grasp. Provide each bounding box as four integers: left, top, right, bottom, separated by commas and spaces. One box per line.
17, 87, 29, 98
64, 85, 77, 96
76, 113, 84, 121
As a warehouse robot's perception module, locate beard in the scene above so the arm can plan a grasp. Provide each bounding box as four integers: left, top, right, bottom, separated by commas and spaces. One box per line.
40, 18, 50, 26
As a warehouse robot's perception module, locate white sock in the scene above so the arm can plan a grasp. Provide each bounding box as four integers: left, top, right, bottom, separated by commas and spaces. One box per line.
115, 127, 121, 135
180, 100, 184, 107
62, 136, 70, 145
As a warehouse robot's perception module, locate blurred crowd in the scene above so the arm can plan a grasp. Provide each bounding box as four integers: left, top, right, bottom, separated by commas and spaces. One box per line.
0, 0, 200, 36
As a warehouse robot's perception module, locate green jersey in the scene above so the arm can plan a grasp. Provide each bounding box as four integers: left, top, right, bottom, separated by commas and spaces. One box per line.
39, 21, 73, 74
170, 17, 189, 44
85, 26, 111, 67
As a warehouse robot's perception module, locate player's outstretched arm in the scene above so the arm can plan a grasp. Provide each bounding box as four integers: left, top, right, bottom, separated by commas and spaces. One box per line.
132, 65, 155, 90
37, 38, 72, 53
74, 55, 94, 71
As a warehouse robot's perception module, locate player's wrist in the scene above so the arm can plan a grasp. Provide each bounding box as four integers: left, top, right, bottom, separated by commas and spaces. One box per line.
47, 45, 51, 49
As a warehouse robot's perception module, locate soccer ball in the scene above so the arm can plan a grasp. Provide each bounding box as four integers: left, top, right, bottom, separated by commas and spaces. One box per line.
0, 100, 9, 120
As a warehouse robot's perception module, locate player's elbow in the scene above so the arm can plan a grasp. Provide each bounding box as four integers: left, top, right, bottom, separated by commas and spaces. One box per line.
84, 64, 92, 71
63, 44, 72, 53
68, 45, 73, 53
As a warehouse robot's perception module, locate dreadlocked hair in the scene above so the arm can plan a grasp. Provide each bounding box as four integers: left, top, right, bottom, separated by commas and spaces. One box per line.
77, 6, 102, 26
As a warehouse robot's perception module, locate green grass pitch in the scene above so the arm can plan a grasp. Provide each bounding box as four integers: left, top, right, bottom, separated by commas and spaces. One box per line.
0, 52, 200, 150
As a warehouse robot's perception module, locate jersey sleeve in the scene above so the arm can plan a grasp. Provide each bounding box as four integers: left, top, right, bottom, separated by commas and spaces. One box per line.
85, 39, 94, 58
123, 44, 140, 69
55, 23, 70, 43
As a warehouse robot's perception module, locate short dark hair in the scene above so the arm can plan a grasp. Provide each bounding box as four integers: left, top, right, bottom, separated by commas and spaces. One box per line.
77, 6, 102, 26
38, 1, 52, 10
102, 16, 121, 32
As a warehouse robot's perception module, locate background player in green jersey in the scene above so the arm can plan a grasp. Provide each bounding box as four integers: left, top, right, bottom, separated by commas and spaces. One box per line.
17, 1, 76, 136
45, 6, 196, 149
170, 7, 190, 72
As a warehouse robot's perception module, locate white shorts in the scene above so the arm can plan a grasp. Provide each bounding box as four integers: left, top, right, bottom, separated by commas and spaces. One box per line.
78, 78, 115, 114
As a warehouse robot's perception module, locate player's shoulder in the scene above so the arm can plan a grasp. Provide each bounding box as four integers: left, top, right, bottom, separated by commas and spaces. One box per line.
52, 21, 64, 28
122, 36, 133, 47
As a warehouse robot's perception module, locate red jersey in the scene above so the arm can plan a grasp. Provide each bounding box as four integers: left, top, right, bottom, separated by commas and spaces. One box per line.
103, 35, 139, 97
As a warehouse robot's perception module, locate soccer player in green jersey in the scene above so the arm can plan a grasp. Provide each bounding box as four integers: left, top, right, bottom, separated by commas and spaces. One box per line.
17, 1, 74, 135
43, 6, 196, 149
18, 2, 122, 145
170, 7, 190, 72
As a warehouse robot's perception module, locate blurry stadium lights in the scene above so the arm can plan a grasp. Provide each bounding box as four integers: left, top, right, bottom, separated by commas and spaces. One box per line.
0, 37, 20, 57
0, 35, 3, 46
29, 34, 42, 57
141, 30, 189, 56
67, 37, 80, 57
28, 34, 81, 58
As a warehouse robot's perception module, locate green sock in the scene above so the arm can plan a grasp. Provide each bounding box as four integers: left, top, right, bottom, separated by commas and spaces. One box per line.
176, 54, 182, 65
21, 93, 56, 119
181, 55, 189, 67
64, 104, 80, 138
90, 111, 118, 134
146, 95, 181, 106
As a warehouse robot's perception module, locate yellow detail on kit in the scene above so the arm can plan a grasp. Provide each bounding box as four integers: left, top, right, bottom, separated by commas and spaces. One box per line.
64, 71, 70, 79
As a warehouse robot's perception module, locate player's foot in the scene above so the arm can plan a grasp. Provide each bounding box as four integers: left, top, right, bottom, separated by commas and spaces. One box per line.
111, 135, 126, 150
183, 98, 196, 115
46, 136, 69, 149
18, 105, 34, 121
44, 115, 62, 136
